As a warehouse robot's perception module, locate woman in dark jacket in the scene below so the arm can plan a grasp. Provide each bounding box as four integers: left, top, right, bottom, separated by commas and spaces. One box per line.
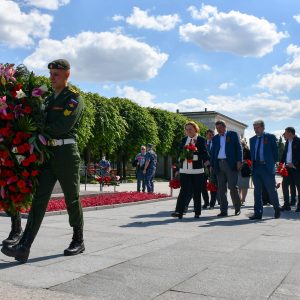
237, 139, 251, 205
171, 121, 210, 219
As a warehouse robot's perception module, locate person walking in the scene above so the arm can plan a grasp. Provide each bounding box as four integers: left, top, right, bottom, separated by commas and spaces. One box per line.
143, 144, 157, 193
1, 59, 85, 263
132, 146, 146, 192
280, 127, 300, 212
249, 120, 281, 220
171, 121, 209, 219
237, 139, 251, 205
210, 120, 242, 217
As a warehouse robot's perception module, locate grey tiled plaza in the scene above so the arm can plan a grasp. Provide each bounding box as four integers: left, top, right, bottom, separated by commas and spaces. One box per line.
1, 182, 300, 299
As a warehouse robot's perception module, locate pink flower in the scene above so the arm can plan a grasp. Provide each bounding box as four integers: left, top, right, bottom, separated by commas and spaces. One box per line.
32, 85, 47, 97
38, 134, 47, 145
0, 96, 8, 116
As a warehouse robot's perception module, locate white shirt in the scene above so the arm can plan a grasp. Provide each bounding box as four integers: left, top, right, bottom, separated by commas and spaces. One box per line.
286, 139, 293, 164
180, 135, 204, 174
217, 131, 227, 159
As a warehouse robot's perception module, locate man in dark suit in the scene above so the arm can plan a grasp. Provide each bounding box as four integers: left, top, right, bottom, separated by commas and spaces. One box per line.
210, 120, 242, 217
249, 120, 281, 220
205, 129, 218, 209
280, 127, 300, 212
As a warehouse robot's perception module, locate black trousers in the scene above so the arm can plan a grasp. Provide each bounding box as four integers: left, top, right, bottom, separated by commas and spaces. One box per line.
282, 167, 300, 207
175, 173, 205, 215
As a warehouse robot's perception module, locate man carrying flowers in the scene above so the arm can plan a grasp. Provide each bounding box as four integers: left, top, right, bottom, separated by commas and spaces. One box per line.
1, 59, 85, 263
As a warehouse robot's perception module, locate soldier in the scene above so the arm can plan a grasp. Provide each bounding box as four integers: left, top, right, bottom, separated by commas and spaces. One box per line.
1, 59, 85, 263
143, 143, 157, 193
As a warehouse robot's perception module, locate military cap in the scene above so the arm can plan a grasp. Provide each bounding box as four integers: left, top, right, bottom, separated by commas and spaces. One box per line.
48, 59, 70, 70
147, 143, 153, 149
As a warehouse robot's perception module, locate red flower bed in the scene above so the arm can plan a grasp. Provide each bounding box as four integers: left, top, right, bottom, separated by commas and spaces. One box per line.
22, 191, 170, 213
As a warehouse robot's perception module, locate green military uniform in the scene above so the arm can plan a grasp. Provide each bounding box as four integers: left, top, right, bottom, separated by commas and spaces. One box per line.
25, 85, 84, 237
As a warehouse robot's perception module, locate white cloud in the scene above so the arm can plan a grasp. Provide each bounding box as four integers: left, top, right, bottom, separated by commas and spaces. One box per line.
24, 0, 70, 10
186, 62, 211, 72
180, 5, 288, 57
23, 31, 168, 82
112, 14, 125, 21
258, 44, 300, 93
155, 94, 300, 123
293, 14, 300, 23
188, 4, 217, 20
0, 0, 52, 48
218, 82, 234, 90
126, 7, 180, 31
116, 85, 156, 107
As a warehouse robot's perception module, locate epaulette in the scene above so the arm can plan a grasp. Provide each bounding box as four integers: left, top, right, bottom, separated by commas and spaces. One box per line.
67, 86, 80, 97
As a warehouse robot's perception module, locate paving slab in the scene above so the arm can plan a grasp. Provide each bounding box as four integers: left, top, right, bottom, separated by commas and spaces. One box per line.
0, 182, 300, 299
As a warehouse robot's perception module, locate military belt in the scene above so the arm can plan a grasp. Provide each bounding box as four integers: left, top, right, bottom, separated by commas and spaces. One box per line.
47, 138, 76, 146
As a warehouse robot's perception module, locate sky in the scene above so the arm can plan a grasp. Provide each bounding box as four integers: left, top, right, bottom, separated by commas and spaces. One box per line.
1, 0, 300, 139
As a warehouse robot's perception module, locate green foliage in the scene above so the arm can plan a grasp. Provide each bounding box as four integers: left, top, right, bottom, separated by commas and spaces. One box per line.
77, 90, 96, 152
111, 97, 159, 159
147, 108, 176, 155
85, 93, 127, 158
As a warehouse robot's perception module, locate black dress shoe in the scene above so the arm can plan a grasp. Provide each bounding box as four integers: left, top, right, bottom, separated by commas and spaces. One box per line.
235, 209, 241, 216
249, 214, 262, 220
194, 214, 201, 218
280, 205, 291, 211
274, 208, 281, 219
202, 204, 208, 209
217, 212, 228, 217
171, 212, 183, 219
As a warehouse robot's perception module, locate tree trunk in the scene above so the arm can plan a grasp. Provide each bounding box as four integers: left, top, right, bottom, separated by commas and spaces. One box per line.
122, 156, 127, 179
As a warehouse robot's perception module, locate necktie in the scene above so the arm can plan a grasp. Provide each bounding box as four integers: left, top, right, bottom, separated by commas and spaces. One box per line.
256, 136, 262, 161
208, 141, 211, 150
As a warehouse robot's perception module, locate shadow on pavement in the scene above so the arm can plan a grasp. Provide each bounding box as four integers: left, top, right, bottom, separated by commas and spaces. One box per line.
0, 253, 64, 269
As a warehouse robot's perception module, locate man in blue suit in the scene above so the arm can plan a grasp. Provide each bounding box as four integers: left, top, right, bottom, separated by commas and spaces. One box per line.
210, 120, 242, 216
249, 120, 281, 220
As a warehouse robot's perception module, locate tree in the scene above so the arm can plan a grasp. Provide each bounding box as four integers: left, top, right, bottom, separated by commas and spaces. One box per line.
85, 93, 127, 162
111, 97, 159, 177
147, 108, 175, 155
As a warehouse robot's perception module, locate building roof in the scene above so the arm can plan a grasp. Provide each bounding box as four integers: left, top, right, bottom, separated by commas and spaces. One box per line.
179, 110, 248, 128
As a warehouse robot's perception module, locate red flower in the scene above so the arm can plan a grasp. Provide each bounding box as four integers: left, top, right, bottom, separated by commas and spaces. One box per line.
207, 181, 217, 192
17, 180, 26, 189
28, 153, 37, 163
24, 106, 32, 114
246, 159, 252, 167
22, 171, 30, 177
0, 180, 7, 187
12, 137, 22, 145
21, 159, 30, 167
17, 145, 26, 154
169, 178, 181, 189
31, 170, 39, 177
9, 185, 17, 192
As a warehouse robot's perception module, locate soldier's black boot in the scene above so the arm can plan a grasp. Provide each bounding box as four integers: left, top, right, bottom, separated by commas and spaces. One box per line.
2, 214, 23, 246
64, 227, 85, 256
1, 230, 34, 263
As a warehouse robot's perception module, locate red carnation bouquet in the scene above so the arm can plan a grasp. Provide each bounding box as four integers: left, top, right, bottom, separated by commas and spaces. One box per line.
169, 178, 181, 189
180, 142, 197, 163
276, 162, 288, 177
0, 64, 50, 215
96, 172, 120, 186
